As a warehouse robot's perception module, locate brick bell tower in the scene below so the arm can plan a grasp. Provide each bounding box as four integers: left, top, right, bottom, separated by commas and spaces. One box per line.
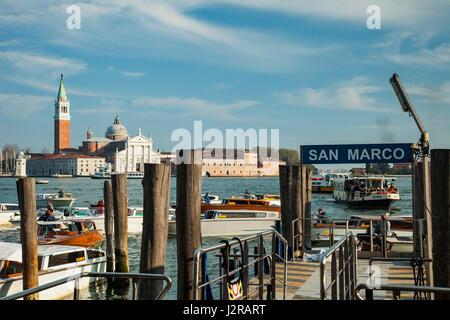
54, 74, 71, 153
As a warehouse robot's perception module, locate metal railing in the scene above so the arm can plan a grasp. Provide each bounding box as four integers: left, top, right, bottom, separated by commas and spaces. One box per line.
319, 232, 358, 300
292, 217, 415, 257
355, 283, 450, 300
367, 257, 433, 300
193, 229, 288, 300
0, 272, 172, 301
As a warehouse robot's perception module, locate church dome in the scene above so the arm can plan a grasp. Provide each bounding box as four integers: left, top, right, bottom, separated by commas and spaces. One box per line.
105, 115, 128, 140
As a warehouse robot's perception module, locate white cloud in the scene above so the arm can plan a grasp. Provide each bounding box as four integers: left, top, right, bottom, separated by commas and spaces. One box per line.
0, 93, 52, 118
0, 51, 86, 76
275, 77, 391, 113
409, 82, 450, 104
121, 71, 147, 77
132, 95, 260, 119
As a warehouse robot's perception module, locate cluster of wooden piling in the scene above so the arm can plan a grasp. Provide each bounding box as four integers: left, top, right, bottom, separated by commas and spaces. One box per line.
13, 149, 450, 300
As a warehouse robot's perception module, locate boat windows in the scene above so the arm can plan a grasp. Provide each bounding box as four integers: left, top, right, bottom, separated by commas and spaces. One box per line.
4, 205, 20, 210
87, 250, 105, 259
48, 251, 85, 268
217, 211, 267, 218
1, 261, 22, 277
204, 211, 216, 219
84, 222, 95, 231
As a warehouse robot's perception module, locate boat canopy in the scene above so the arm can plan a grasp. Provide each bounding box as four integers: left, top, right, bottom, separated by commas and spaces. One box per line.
0, 242, 23, 262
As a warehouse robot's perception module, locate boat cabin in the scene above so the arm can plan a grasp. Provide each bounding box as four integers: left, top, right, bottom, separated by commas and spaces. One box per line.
334, 176, 398, 194
0, 204, 20, 212
203, 210, 279, 220
221, 198, 270, 206
0, 242, 105, 279
37, 219, 97, 236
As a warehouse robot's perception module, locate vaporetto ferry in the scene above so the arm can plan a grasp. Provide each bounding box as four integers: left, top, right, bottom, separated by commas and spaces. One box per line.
333, 176, 400, 209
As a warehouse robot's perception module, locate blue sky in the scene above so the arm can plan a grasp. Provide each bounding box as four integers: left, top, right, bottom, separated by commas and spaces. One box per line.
0, 0, 449, 169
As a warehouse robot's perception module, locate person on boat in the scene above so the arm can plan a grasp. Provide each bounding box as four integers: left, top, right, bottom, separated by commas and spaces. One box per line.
314, 209, 329, 224
58, 189, 64, 198
204, 192, 211, 204
46, 201, 54, 211
39, 208, 57, 222
245, 189, 250, 194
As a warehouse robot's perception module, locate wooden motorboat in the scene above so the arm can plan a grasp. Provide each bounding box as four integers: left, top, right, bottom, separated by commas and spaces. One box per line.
37, 219, 104, 248
201, 198, 280, 215
0, 242, 106, 300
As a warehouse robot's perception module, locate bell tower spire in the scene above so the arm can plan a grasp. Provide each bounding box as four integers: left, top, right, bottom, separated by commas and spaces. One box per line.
54, 74, 71, 153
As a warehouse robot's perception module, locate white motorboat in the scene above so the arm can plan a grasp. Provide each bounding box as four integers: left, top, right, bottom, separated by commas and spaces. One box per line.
168, 209, 280, 237
8, 208, 65, 226
66, 207, 175, 233
0, 242, 106, 300
0, 203, 20, 226
90, 165, 112, 179
36, 193, 76, 209
333, 176, 400, 209
200, 194, 222, 204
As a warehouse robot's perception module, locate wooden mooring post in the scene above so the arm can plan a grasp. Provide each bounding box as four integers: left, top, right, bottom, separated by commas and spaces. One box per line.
430, 149, 450, 300
138, 163, 171, 300
279, 164, 312, 259
302, 165, 313, 249
279, 165, 301, 258
111, 173, 129, 291
16, 177, 39, 300
175, 149, 202, 300
103, 180, 114, 286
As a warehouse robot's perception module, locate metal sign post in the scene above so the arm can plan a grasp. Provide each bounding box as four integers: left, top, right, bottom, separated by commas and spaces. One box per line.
390, 73, 433, 297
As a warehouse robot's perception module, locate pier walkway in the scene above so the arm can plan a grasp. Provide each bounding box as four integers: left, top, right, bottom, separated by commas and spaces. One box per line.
252, 258, 421, 300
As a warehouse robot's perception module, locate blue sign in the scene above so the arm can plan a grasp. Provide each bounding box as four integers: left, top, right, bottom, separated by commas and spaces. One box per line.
300, 143, 412, 164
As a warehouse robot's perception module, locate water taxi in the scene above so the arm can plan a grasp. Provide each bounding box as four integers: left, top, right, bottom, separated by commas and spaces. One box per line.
168, 209, 279, 237
312, 172, 351, 193
36, 193, 76, 208
333, 176, 400, 209
255, 194, 280, 206
0, 242, 106, 300
201, 198, 280, 215
0, 203, 20, 226
37, 219, 104, 248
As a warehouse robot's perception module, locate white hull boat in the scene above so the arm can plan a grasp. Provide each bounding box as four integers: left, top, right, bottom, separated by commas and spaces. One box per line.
0, 204, 20, 226
36, 193, 76, 209
168, 209, 279, 237
0, 242, 106, 300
